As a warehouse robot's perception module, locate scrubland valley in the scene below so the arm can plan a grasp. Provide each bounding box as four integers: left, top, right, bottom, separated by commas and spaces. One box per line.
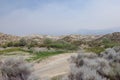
0, 32, 120, 80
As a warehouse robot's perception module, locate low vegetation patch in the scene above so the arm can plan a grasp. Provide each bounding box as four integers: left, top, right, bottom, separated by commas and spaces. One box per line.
51, 75, 65, 80
43, 39, 78, 50
0, 46, 75, 62
0, 47, 23, 55
1, 38, 78, 51
0, 38, 78, 62
27, 50, 67, 61
86, 38, 120, 54
85, 47, 105, 54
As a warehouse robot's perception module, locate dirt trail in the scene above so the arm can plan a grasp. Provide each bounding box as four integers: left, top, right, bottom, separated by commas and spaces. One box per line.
33, 53, 77, 79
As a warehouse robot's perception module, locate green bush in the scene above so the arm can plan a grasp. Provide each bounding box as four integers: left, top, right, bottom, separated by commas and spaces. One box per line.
48, 40, 78, 50
43, 39, 78, 50
85, 47, 105, 54
102, 38, 111, 44
19, 38, 27, 46
1, 44, 7, 48
1, 42, 14, 48
49, 41, 68, 48
86, 39, 120, 54
0, 48, 22, 54
104, 43, 117, 48
43, 38, 53, 49
88, 41, 101, 47
44, 38, 53, 44
6, 41, 14, 47
1, 41, 25, 48
88, 38, 120, 50
13, 42, 20, 47
27, 40, 37, 49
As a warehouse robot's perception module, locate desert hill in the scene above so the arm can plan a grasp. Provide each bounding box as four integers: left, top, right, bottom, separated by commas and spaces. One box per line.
0, 32, 120, 47
102, 32, 120, 42
0, 33, 20, 46
94, 32, 120, 43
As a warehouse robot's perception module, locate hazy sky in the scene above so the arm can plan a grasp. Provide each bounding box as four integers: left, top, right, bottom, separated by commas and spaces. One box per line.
0, 0, 120, 35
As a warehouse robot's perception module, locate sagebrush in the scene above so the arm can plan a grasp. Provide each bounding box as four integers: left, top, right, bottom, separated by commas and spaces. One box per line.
0, 57, 38, 80
66, 46, 120, 80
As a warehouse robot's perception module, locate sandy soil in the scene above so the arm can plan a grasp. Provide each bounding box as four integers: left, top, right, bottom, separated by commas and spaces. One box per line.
33, 53, 77, 79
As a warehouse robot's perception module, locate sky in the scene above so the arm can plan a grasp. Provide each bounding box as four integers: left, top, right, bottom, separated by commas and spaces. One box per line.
0, 0, 120, 36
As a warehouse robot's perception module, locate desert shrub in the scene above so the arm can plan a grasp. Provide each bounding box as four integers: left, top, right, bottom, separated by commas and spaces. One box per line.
0, 58, 38, 80
13, 42, 20, 47
43, 38, 53, 49
71, 41, 85, 46
19, 38, 27, 46
86, 40, 120, 54
27, 40, 38, 49
1, 44, 7, 48
66, 46, 120, 80
44, 38, 53, 45
49, 42, 66, 49
1, 39, 38, 48
0, 48, 22, 54
103, 42, 120, 48
2, 40, 28, 47
85, 47, 105, 54
6, 42, 14, 47
1, 41, 22, 48
48, 40, 78, 50
88, 38, 120, 49
88, 41, 101, 47
102, 38, 111, 44
101, 38, 120, 48
101, 38, 117, 48
43, 39, 78, 50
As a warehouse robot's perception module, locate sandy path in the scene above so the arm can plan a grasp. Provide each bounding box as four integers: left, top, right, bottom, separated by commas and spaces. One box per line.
33, 53, 77, 79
